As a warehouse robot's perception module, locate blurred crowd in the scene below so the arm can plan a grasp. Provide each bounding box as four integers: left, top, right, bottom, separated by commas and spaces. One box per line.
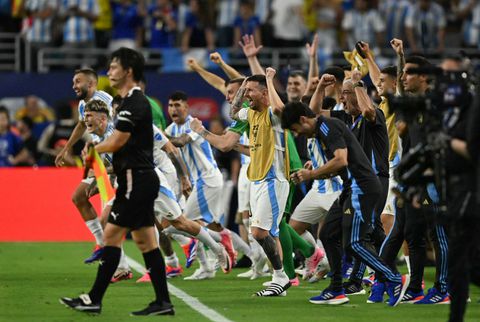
0, 0, 479, 57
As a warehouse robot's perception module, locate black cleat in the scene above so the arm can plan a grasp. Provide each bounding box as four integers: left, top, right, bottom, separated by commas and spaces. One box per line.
131, 301, 175, 316
59, 294, 101, 314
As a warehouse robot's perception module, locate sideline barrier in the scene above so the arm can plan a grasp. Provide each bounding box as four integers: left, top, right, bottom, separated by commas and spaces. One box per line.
0, 168, 102, 242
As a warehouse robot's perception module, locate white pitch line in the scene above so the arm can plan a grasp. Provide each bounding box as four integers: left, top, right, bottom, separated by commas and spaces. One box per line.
126, 255, 234, 322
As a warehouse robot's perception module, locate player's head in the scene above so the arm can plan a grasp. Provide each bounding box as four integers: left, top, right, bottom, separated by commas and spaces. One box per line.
84, 99, 109, 136
245, 74, 268, 111
402, 55, 431, 94
168, 91, 189, 124
280, 101, 317, 137
0, 105, 10, 134
341, 79, 361, 116
108, 47, 145, 89
73, 68, 98, 100
224, 77, 245, 104
287, 70, 307, 102
378, 65, 397, 96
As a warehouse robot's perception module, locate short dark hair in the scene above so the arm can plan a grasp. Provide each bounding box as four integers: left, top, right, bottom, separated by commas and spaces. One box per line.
322, 96, 337, 110
289, 70, 307, 81
224, 77, 245, 86
380, 66, 397, 78
246, 74, 267, 88
0, 105, 10, 123
280, 101, 316, 129
84, 99, 109, 115
169, 91, 188, 101
323, 66, 345, 83
110, 47, 145, 82
405, 55, 431, 68
20, 116, 34, 129
74, 68, 98, 81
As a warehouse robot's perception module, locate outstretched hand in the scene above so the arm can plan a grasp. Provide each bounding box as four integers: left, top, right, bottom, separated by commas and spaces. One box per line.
239, 34, 263, 58
306, 34, 319, 58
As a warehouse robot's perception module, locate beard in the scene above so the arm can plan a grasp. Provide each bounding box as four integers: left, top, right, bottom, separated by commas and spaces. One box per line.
77, 87, 88, 100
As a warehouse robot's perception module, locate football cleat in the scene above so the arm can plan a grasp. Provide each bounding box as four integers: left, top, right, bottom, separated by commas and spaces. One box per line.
84, 245, 104, 264
367, 282, 386, 303
220, 230, 237, 266
309, 288, 349, 305
59, 293, 101, 314
183, 268, 215, 280
131, 301, 175, 316
414, 287, 450, 305
181, 238, 198, 269
110, 268, 133, 283
166, 265, 183, 278
386, 275, 410, 306
136, 272, 151, 283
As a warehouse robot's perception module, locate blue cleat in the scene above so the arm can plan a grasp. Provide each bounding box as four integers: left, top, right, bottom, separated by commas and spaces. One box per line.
386, 275, 410, 306
367, 282, 386, 303
182, 238, 198, 268
414, 287, 450, 305
84, 245, 104, 264
310, 288, 349, 305
401, 289, 425, 304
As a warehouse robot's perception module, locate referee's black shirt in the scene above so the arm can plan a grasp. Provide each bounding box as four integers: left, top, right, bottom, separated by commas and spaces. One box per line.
316, 116, 379, 193
113, 87, 155, 174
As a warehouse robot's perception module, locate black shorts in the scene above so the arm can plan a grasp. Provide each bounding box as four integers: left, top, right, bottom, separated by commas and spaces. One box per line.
109, 168, 160, 230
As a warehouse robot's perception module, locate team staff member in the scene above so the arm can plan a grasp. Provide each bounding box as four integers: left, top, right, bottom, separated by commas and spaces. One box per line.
60, 47, 173, 316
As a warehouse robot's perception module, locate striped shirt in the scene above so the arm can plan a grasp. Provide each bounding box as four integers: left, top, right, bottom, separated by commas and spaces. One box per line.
460, 0, 480, 47
78, 90, 113, 122
25, 0, 57, 43
380, 0, 411, 41
342, 9, 385, 49
91, 121, 115, 165
165, 115, 223, 187
59, 0, 99, 43
152, 124, 176, 175
405, 2, 446, 50
307, 138, 342, 194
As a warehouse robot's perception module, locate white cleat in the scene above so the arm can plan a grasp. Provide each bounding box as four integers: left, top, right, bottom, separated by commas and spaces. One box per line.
183, 268, 216, 280
237, 269, 254, 278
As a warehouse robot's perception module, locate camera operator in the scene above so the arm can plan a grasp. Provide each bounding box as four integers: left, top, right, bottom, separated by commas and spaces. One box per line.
447, 61, 480, 322
395, 55, 450, 304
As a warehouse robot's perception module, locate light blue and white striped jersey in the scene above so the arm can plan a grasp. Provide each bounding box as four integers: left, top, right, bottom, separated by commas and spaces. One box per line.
342, 9, 385, 49
59, 0, 99, 43
78, 90, 113, 122
25, 0, 57, 43
165, 115, 223, 187
239, 132, 250, 165
307, 138, 342, 194
380, 0, 411, 41
91, 121, 115, 165
153, 125, 176, 175
405, 2, 446, 50
460, 0, 480, 47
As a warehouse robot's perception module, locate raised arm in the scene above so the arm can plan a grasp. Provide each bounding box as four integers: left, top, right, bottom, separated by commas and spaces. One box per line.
210, 52, 244, 79
358, 41, 381, 91
162, 140, 192, 197
190, 117, 241, 152
305, 34, 319, 95
266, 67, 284, 115
351, 70, 376, 122
230, 79, 248, 120
166, 133, 193, 147
310, 74, 335, 116
390, 38, 405, 96
187, 57, 227, 95
239, 34, 265, 75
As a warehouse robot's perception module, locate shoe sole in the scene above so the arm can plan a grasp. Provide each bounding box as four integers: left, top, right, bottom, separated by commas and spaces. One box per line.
309, 298, 349, 305
345, 289, 366, 296
131, 309, 175, 316
59, 299, 101, 315
391, 275, 411, 307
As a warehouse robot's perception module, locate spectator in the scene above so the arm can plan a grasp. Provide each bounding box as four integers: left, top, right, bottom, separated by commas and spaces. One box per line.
313, 0, 342, 52
59, 0, 99, 48
341, 0, 385, 50
455, 0, 480, 48
216, 0, 239, 47
110, 0, 144, 51
94, 0, 113, 49
379, 0, 411, 43
405, 0, 446, 54
233, 0, 261, 49
15, 116, 39, 166
270, 0, 305, 48
181, 0, 215, 52
148, 0, 178, 48
15, 95, 55, 139
0, 106, 30, 167
23, 0, 57, 71
37, 100, 87, 166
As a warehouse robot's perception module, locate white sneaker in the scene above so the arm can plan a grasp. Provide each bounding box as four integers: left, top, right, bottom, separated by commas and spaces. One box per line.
237, 269, 254, 278
183, 268, 215, 280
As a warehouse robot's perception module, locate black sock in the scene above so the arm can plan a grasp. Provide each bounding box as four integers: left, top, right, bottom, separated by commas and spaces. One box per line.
88, 246, 121, 304
257, 235, 282, 270
143, 248, 171, 305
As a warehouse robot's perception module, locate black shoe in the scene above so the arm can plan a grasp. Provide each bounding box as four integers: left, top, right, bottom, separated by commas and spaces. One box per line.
131, 301, 175, 316
234, 255, 252, 268
343, 281, 366, 295
59, 294, 101, 314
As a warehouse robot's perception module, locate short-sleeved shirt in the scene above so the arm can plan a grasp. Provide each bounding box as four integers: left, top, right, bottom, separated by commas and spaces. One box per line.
331, 109, 389, 178
316, 116, 379, 194
0, 131, 23, 167
59, 0, 99, 43
342, 9, 385, 48
111, 1, 143, 40
233, 15, 260, 36
78, 90, 113, 122
113, 87, 155, 174
148, 4, 177, 48
405, 2, 446, 50
152, 124, 175, 175
307, 137, 343, 194
91, 121, 115, 166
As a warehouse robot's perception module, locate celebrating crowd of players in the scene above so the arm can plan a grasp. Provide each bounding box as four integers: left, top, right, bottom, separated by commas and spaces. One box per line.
57, 33, 478, 322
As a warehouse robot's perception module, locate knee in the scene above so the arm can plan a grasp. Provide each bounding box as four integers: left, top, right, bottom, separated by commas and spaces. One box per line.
251, 228, 268, 241
72, 190, 88, 206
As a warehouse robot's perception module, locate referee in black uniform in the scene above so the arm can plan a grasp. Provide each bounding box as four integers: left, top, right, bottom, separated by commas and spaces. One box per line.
60, 48, 173, 316
281, 102, 407, 306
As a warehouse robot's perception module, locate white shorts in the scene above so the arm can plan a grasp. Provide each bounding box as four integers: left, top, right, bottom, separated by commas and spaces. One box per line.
184, 179, 223, 224
291, 189, 341, 224
163, 170, 186, 210
237, 165, 251, 213
154, 169, 182, 221
250, 178, 289, 237
382, 168, 398, 216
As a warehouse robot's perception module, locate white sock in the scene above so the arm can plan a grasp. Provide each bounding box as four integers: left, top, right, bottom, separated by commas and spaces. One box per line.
207, 229, 222, 242
405, 255, 411, 274
195, 227, 221, 253
273, 269, 288, 282
171, 233, 191, 246
85, 218, 104, 246
196, 242, 210, 270
117, 248, 130, 270
230, 229, 252, 258
165, 254, 179, 268
154, 226, 160, 247
301, 230, 317, 248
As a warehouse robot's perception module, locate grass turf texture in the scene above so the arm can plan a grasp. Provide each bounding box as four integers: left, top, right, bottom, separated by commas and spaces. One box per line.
1, 242, 479, 322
